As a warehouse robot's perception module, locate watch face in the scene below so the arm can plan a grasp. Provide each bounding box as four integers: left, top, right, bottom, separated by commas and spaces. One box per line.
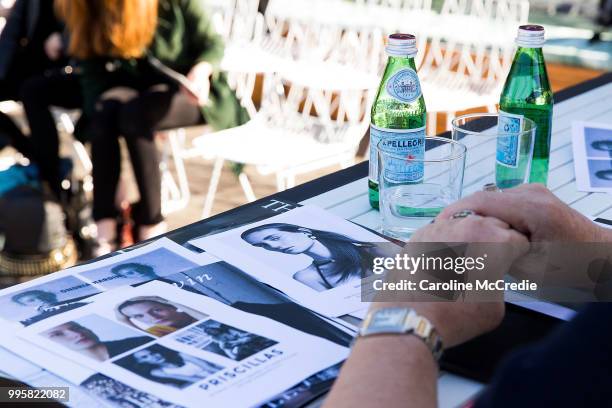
369, 308, 409, 331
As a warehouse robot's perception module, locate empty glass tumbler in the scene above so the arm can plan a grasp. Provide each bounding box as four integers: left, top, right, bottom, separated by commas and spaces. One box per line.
378, 137, 467, 240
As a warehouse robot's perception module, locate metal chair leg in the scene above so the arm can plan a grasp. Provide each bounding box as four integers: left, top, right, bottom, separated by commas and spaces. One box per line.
286, 173, 296, 189
238, 172, 256, 202
445, 111, 455, 132
428, 112, 438, 136
275, 173, 286, 191
202, 157, 225, 219
169, 129, 191, 208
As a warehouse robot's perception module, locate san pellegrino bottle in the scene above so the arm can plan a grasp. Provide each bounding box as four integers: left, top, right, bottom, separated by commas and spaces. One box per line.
499, 25, 553, 185
369, 33, 426, 209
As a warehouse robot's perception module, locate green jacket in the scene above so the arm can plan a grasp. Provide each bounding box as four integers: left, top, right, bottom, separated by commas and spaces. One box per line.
79, 0, 249, 131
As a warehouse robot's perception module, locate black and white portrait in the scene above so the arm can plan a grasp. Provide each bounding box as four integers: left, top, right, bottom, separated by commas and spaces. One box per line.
173, 320, 277, 361
81, 373, 184, 408
40, 315, 154, 362
585, 127, 612, 159
0, 276, 100, 326
240, 223, 381, 291
79, 247, 199, 289
161, 263, 353, 347
114, 344, 223, 389
588, 159, 612, 189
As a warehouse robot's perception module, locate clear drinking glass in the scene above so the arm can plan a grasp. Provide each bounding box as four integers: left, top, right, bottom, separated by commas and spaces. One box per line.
451, 113, 536, 193
378, 137, 467, 240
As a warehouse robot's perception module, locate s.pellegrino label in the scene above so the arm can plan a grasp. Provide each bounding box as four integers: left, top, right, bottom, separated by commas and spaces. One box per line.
369, 33, 427, 209
496, 111, 523, 168
369, 125, 425, 183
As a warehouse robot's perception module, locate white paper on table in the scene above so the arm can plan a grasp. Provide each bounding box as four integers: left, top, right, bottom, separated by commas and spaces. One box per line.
18, 281, 348, 408
0, 238, 215, 327
188, 206, 392, 317
0, 341, 185, 408
571, 122, 612, 193
0, 331, 94, 385
0, 347, 107, 408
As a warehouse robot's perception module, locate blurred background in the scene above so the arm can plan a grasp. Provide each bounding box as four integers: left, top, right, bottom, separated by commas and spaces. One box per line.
0, 0, 610, 275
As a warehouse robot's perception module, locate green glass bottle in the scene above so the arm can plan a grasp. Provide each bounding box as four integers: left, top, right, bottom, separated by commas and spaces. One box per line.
499, 25, 553, 185
369, 33, 427, 209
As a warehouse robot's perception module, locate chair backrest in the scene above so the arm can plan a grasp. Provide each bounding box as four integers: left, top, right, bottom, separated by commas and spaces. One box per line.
257, 67, 372, 151
206, 0, 237, 40
420, 0, 529, 84
356, 0, 432, 11
440, 0, 528, 23
227, 0, 262, 45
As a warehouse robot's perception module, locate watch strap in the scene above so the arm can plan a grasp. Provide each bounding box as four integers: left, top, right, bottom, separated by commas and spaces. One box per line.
358, 308, 444, 361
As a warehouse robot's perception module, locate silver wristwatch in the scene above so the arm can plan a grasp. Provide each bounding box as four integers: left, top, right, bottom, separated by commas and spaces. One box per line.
358, 307, 444, 361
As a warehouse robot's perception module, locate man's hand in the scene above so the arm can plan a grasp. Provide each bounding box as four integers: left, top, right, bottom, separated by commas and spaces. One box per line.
324, 215, 528, 408
372, 215, 529, 348
438, 184, 610, 242
44, 32, 63, 61
183, 61, 212, 106
412, 212, 528, 244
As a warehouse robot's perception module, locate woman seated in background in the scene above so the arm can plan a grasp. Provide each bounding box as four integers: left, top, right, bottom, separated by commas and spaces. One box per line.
56, 0, 248, 255
0, 0, 82, 198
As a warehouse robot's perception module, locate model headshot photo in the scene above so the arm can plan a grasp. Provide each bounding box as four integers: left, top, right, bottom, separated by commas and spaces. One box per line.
114, 344, 223, 389
115, 296, 207, 337
240, 223, 381, 292
589, 159, 612, 189
585, 126, 612, 158
41, 316, 153, 362
174, 320, 277, 361
81, 373, 178, 408
0, 276, 101, 326
111, 263, 160, 281
78, 246, 200, 289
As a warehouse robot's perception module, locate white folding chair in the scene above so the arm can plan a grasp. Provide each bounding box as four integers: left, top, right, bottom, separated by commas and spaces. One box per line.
417, 0, 529, 133
159, 128, 194, 216
194, 67, 375, 218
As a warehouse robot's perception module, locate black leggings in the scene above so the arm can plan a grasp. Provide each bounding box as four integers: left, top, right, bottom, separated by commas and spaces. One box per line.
0, 70, 83, 195
89, 84, 203, 226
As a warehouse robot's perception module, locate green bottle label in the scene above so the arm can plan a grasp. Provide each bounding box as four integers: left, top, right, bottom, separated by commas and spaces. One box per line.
369, 124, 425, 184
496, 111, 523, 168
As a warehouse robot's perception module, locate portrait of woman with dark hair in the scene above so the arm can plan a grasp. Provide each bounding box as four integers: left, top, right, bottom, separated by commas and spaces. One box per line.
115, 344, 223, 389
115, 296, 207, 337
110, 263, 159, 283
12, 289, 91, 326
42, 321, 153, 362
198, 321, 277, 361
240, 223, 380, 292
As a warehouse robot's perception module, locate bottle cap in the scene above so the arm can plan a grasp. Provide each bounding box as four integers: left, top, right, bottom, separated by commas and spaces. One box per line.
516, 25, 545, 48
386, 33, 418, 57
